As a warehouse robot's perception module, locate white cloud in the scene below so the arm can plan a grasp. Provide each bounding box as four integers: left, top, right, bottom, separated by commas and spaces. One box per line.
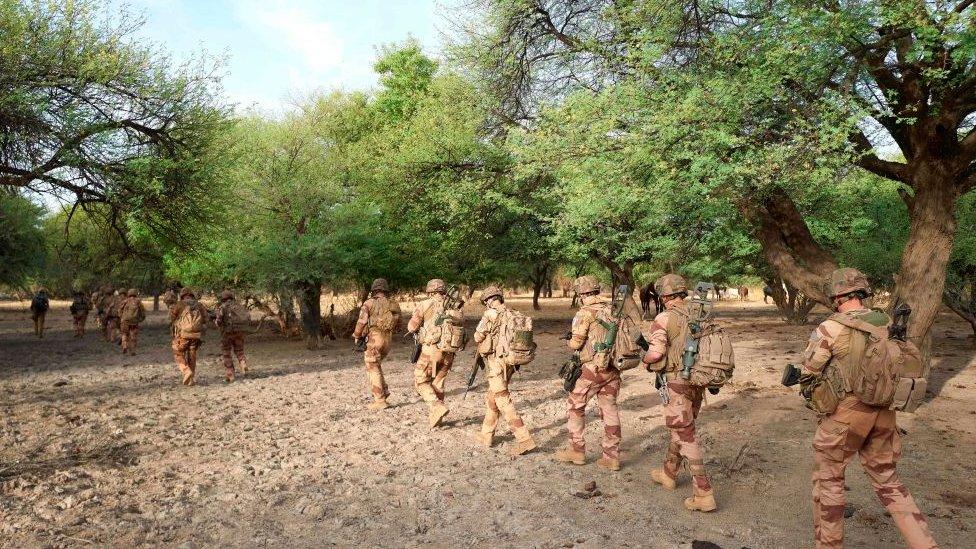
235, 0, 344, 78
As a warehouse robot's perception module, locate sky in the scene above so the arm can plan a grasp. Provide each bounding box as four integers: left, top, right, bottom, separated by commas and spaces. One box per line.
116, 0, 459, 113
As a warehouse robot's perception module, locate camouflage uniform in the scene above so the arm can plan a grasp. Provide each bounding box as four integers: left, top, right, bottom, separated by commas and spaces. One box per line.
29, 290, 49, 339
644, 274, 715, 512
353, 279, 401, 410
101, 289, 121, 343
407, 279, 462, 427
802, 269, 937, 549
472, 286, 536, 455
119, 290, 146, 355
162, 289, 179, 310
555, 276, 622, 469
215, 291, 248, 382
69, 293, 90, 338
170, 290, 208, 386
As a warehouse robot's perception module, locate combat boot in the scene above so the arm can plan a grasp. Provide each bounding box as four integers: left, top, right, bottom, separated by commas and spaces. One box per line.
597, 457, 621, 471
474, 431, 493, 448
554, 446, 586, 465
684, 487, 717, 512
511, 435, 537, 456
650, 468, 677, 490
368, 399, 389, 411
428, 402, 449, 428
239, 359, 248, 376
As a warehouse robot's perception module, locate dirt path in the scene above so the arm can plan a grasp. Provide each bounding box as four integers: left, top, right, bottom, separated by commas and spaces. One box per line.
1, 297, 974, 548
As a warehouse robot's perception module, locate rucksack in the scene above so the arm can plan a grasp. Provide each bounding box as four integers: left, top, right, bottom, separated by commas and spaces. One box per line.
828, 312, 926, 413
610, 295, 645, 371
70, 298, 89, 316
222, 301, 252, 333
419, 299, 465, 353
31, 295, 49, 313
494, 308, 536, 366
367, 297, 397, 332
175, 300, 207, 338
120, 298, 145, 324
685, 323, 736, 389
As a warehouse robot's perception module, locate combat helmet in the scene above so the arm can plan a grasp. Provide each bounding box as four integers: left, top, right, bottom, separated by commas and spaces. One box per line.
574, 275, 601, 295
825, 268, 872, 299
370, 278, 389, 293
425, 279, 446, 294
654, 274, 688, 297
481, 285, 503, 303
179, 287, 195, 299
220, 290, 235, 301
127, 288, 138, 297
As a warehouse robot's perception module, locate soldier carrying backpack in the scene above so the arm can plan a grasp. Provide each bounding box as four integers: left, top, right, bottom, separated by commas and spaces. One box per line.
69, 290, 91, 338
471, 286, 537, 456
118, 289, 146, 355
29, 288, 50, 339
169, 288, 209, 386
352, 278, 402, 410
792, 268, 936, 549
215, 290, 251, 382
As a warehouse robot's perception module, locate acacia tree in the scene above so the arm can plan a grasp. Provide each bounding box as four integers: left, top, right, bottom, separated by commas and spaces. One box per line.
0, 190, 44, 290
0, 0, 228, 244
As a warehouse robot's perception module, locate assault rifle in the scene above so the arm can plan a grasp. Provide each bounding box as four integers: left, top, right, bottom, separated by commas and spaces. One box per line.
558, 331, 582, 391
404, 331, 422, 363
680, 282, 715, 381
781, 363, 803, 387
463, 354, 485, 399
354, 336, 367, 352
593, 285, 630, 353
889, 303, 911, 342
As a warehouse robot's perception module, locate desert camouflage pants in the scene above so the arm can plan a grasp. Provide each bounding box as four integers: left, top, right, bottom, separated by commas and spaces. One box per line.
566, 365, 621, 460
72, 313, 87, 337
221, 332, 247, 379
480, 357, 530, 440
120, 322, 140, 354
812, 397, 936, 549
32, 312, 46, 338
364, 330, 392, 401
415, 344, 454, 405
172, 336, 202, 386
105, 317, 120, 343
661, 379, 711, 491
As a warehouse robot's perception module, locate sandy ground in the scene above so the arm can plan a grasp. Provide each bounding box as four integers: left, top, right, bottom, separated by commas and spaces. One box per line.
1, 296, 974, 549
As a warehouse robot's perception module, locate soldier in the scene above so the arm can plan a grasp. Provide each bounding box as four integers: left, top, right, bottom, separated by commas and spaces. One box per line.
162, 286, 179, 310
800, 268, 937, 549
92, 287, 105, 332
472, 286, 536, 455
169, 288, 209, 386
119, 289, 146, 355
214, 290, 249, 382
555, 276, 622, 471
352, 279, 401, 410
29, 288, 50, 338
98, 285, 118, 342
406, 278, 463, 428
640, 274, 716, 512
69, 290, 91, 338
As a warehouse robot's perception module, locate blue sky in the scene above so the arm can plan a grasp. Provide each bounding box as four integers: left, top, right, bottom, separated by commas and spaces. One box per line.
118, 0, 458, 113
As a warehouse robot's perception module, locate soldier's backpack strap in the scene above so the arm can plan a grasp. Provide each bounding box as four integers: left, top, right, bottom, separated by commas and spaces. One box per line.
827, 313, 888, 339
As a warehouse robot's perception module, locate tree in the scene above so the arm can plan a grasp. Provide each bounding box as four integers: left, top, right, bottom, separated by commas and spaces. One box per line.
0, 190, 44, 289
0, 0, 229, 244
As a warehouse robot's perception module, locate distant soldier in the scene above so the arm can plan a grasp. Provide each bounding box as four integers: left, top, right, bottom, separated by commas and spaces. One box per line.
472, 286, 536, 455
641, 274, 716, 512
119, 289, 147, 355
214, 290, 250, 382
169, 288, 209, 386
98, 285, 118, 342
352, 279, 401, 410
91, 287, 104, 331
407, 278, 463, 428
800, 268, 936, 549
162, 286, 179, 310
555, 276, 622, 471
29, 288, 50, 338
69, 290, 91, 338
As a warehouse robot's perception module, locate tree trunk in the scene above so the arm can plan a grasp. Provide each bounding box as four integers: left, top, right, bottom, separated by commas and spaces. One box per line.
764, 276, 817, 325
597, 257, 635, 293
153, 294, 160, 311
530, 262, 550, 310
892, 171, 961, 355
296, 280, 322, 349
276, 291, 298, 336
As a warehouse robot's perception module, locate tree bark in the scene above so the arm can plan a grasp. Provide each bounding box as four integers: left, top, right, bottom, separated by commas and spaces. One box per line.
296, 280, 322, 349
153, 294, 160, 311
529, 262, 550, 310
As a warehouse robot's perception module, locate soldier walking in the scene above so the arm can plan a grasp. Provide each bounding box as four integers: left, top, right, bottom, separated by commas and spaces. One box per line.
406, 279, 463, 428
641, 274, 716, 512
214, 290, 250, 382
162, 286, 179, 311
69, 290, 91, 338
99, 286, 119, 343
119, 289, 146, 355
169, 288, 209, 386
472, 286, 536, 455
352, 279, 401, 410
555, 276, 622, 471
29, 288, 50, 338
799, 268, 937, 549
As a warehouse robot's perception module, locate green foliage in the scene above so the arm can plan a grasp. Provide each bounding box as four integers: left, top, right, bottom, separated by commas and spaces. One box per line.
0, 190, 44, 288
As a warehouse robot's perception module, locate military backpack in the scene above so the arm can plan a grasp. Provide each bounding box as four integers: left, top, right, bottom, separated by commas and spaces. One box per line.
120, 298, 146, 324
367, 297, 398, 332
222, 301, 252, 333
175, 300, 207, 338
494, 308, 536, 366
